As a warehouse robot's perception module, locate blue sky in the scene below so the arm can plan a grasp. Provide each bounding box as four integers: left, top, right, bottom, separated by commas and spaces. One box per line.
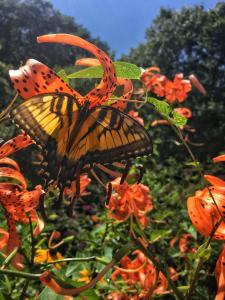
50, 0, 220, 58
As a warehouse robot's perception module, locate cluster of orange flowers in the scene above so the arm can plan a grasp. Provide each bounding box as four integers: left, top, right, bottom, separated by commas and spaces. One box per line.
141, 67, 192, 103
106, 178, 153, 228
187, 154, 225, 299
108, 249, 178, 299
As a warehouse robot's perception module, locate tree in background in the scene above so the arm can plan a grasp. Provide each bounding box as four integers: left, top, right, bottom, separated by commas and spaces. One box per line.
125, 3, 225, 159
0, 0, 111, 67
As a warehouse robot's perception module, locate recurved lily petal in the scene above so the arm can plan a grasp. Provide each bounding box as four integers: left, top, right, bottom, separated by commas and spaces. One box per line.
9, 59, 81, 101
213, 155, 225, 163
28, 209, 45, 236
0, 132, 33, 159
0, 228, 9, 249
187, 186, 225, 239
215, 245, 225, 300
0, 167, 27, 190
0, 157, 20, 171
37, 34, 117, 107
204, 175, 225, 187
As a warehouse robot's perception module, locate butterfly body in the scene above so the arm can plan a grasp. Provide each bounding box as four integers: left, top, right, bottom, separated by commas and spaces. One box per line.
11, 93, 152, 186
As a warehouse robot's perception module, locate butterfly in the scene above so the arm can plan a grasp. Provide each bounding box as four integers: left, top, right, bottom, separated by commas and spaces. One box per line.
9, 35, 152, 191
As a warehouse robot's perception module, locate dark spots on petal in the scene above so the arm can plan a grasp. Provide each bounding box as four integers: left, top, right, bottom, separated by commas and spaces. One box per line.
23, 79, 27, 83
23, 87, 28, 92
42, 85, 47, 90
15, 79, 19, 83
35, 82, 40, 87
59, 87, 63, 91
17, 89, 21, 93
55, 89, 59, 92
34, 87, 39, 93
41, 71, 45, 75
33, 70, 37, 74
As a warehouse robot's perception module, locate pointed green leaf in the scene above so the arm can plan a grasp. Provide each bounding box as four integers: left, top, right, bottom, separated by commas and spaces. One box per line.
172, 111, 187, 127
68, 61, 141, 79
195, 242, 212, 262
147, 97, 172, 116
57, 69, 69, 84
147, 97, 187, 127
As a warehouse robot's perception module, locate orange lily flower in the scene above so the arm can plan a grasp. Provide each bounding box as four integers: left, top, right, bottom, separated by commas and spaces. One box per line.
75, 57, 133, 110
106, 178, 153, 228
141, 68, 192, 103
187, 186, 225, 239
165, 73, 191, 103
170, 233, 196, 254
215, 244, 225, 300
111, 250, 177, 297
0, 137, 44, 268
10, 34, 117, 108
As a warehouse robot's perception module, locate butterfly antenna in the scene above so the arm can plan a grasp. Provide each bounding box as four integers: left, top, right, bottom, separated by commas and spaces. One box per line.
120, 161, 131, 184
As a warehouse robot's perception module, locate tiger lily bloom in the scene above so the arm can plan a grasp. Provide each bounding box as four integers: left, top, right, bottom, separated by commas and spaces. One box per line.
111, 250, 178, 297
141, 67, 192, 103
10, 34, 117, 108
106, 178, 153, 228
0, 136, 44, 268
188, 154, 225, 239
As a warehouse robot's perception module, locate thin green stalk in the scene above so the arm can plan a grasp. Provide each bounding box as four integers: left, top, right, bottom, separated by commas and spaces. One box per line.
0, 268, 41, 280
42, 256, 109, 266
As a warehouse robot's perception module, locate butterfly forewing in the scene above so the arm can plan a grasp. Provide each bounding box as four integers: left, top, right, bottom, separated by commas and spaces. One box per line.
11, 94, 79, 181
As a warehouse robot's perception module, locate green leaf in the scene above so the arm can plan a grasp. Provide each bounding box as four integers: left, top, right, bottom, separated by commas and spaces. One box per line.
172, 111, 187, 127
147, 97, 187, 127
147, 97, 172, 116
57, 69, 69, 84
195, 242, 212, 262
68, 61, 141, 79
37, 287, 64, 300
150, 229, 172, 242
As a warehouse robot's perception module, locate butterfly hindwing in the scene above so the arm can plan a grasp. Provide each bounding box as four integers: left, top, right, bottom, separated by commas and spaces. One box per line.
67, 106, 152, 164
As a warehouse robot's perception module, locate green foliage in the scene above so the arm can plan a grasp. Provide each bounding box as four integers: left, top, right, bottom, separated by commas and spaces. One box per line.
68, 61, 141, 79
147, 97, 187, 127
0, 0, 111, 68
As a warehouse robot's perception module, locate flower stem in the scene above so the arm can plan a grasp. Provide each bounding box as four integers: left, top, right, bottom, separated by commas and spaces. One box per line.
0, 268, 41, 280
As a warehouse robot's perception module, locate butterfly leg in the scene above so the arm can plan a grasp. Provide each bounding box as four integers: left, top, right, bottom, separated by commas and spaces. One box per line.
68, 164, 81, 218
120, 160, 132, 184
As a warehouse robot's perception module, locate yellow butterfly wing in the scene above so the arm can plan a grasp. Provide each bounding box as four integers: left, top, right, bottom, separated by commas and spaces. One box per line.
67, 106, 152, 165
11, 94, 79, 181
